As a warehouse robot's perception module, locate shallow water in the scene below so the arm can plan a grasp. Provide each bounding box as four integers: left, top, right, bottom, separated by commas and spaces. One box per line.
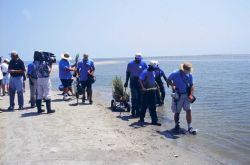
46, 55, 250, 165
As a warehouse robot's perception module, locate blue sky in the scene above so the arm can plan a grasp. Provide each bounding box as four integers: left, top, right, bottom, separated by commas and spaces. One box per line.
0, 0, 250, 61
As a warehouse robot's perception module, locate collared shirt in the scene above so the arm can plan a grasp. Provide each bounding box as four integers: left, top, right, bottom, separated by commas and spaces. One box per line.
139, 69, 156, 89
77, 59, 95, 81
155, 68, 167, 85
8, 58, 25, 77
168, 70, 193, 93
126, 60, 147, 78
59, 59, 73, 79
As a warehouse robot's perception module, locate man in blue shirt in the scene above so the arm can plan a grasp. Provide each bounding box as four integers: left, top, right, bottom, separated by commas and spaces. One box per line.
167, 62, 196, 133
27, 54, 40, 108
77, 53, 95, 104
59, 53, 75, 101
139, 61, 161, 126
124, 53, 147, 117
154, 61, 168, 106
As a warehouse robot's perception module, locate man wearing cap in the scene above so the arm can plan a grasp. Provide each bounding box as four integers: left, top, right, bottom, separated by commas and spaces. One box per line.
77, 53, 95, 104
1, 59, 10, 96
138, 61, 161, 126
59, 53, 75, 101
8, 51, 26, 110
154, 61, 168, 106
167, 62, 196, 133
124, 53, 147, 117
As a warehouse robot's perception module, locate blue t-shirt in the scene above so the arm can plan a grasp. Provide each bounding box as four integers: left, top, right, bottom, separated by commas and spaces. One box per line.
77, 59, 95, 81
27, 62, 38, 79
59, 59, 73, 79
126, 60, 147, 78
168, 70, 193, 93
139, 69, 156, 89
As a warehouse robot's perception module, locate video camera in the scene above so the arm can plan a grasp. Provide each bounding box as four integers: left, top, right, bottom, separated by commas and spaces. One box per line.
34, 51, 56, 64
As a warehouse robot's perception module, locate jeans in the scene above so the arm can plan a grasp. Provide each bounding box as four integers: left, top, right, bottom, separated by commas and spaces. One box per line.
140, 90, 158, 123
9, 76, 24, 107
130, 87, 142, 116
29, 78, 37, 106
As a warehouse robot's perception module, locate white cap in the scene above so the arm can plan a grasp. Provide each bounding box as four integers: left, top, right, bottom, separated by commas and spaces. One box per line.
9, 51, 18, 56
148, 60, 157, 67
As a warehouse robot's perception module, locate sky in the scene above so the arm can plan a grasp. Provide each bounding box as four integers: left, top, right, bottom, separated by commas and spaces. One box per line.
0, 0, 250, 61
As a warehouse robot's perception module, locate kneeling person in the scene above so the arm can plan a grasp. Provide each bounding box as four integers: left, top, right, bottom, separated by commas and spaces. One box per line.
139, 61, 161, 126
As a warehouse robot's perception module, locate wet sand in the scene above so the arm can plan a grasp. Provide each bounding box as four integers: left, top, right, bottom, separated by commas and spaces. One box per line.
0, 87, 222, 165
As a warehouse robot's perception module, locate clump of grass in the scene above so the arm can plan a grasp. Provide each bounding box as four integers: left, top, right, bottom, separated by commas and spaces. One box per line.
112, 76, 129, 101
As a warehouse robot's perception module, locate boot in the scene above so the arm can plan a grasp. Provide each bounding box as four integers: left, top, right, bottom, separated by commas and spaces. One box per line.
46, 99, 55, 114
36, 100, 44, 113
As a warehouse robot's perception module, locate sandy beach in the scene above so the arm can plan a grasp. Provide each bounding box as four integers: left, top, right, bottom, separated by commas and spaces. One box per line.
0, 86, 222, 165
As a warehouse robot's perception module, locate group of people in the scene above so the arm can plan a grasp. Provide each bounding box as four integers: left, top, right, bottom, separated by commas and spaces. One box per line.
125, 53, 196, 133
59, 53, 95, 103
0, 51, 196, 133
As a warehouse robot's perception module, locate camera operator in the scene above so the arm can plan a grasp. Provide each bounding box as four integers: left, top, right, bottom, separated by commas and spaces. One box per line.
34, 51, 55, 113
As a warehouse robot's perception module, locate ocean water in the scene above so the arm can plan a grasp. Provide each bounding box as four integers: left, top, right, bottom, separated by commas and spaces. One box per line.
31, 55, 250, 164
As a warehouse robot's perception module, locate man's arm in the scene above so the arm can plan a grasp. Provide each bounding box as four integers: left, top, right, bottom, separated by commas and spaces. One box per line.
8, 61, 25, 74
139, 79, 146, 91
124, 64, 130, 88
161, 70, 168, 83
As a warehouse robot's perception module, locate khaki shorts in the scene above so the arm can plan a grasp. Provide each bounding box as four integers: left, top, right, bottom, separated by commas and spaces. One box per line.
171, 94, 191, 113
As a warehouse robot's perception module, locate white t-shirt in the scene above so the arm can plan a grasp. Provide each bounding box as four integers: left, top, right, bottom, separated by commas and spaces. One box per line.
1, 63, 8, 73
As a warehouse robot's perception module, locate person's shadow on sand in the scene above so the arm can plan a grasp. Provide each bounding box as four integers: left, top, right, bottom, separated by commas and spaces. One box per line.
129, 121, 150, 128
116, 115, 135, 121
157, 127, 187, 139
21, 112, 44, 117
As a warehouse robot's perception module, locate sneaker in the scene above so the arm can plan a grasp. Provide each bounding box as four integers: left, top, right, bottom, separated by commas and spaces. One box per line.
63, 95, 70, 101
18, 106, 24, 110
151, 122, 162, 126
188, 127, 197, 135
89, 100, 93, 104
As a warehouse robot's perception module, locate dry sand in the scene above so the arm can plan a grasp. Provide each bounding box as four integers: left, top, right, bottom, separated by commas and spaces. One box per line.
0, 88, 222, 165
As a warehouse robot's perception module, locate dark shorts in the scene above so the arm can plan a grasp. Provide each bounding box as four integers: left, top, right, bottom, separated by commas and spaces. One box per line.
60, 79, 73, 88
80, 80, 92, 89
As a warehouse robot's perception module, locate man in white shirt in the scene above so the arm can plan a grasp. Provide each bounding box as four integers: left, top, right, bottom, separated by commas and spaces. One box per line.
1, 59, 10, 96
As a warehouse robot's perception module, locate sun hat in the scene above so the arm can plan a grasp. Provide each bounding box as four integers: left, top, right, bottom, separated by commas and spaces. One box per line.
180, 62, 193, 72
61, 53, 72, 60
